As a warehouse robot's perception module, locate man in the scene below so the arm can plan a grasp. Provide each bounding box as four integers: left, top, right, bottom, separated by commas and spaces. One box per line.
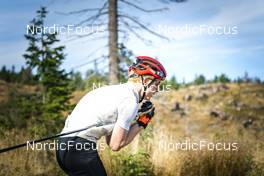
56, 56, 167, 175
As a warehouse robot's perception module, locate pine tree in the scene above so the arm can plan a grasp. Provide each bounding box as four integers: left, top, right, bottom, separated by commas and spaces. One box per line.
10, 65, 16, 82
213, 74, 230, 83
69, 71, 84, 90
19, 66, 35, 84
194, 74, 206, 85
23, 7, 72, 133
218, 73, 230, 83
170, 75, 179, 89
213, 75, 218, 83
0, 66, 7, 81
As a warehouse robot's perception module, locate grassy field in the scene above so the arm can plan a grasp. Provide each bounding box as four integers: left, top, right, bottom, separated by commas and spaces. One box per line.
0, 82, 264, 175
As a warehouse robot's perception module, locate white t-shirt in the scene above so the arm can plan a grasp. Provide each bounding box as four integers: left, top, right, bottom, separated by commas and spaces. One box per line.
60, 82, 139, 142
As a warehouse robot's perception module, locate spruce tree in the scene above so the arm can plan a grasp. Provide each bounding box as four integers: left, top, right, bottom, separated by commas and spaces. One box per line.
19, 66, 35, 84
0, 66, 8, 81
170, 75, 179, 89
23, 7, 72, 133
194, 74, 206, 85
218, 74, 230, 83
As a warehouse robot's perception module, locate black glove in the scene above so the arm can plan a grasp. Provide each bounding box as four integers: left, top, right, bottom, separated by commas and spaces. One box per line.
137, 101, 155, 128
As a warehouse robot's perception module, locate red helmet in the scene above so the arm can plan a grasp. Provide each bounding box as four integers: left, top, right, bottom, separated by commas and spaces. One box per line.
129, 56, 167, 80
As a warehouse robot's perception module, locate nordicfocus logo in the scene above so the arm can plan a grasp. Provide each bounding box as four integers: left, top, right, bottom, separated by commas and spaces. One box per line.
158, 138, 238, 151
92, 82, 172, 92
26, 24, 105, 35
156, 24, 238, 39
26, 140, 106, 151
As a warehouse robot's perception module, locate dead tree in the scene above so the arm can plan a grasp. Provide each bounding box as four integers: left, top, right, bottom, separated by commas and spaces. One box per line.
57, 0, 186, 84
108, 0, 119, 84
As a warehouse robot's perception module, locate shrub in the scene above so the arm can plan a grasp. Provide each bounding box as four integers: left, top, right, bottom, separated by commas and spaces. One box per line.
107, 150, 154, 176
179, 140, 260, 176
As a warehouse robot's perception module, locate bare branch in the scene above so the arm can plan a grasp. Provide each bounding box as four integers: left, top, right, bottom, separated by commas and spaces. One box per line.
55, 1, 108, 16
90, 1, 108, 24
120, 0, 168, 13
118, 28, 130, 43
118, 29, 128, 36
118, 18, 141, 30
63, 30, 101, 43
84, 44, 109, 59
121, 18, 153, 45
75, 11, 108, 26
77, 35, 108, 43
55, 8, 102, 15
71, 57, 105, 69
71, 45, 109, 70
119, 14, 170, 41
159, 0, 187, 3
59, 1, 108, 27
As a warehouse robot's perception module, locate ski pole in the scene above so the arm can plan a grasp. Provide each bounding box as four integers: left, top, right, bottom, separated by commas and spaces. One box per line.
0, 124, 100, 154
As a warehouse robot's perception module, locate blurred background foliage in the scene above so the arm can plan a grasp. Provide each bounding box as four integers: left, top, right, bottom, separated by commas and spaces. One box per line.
0, 4, 264, 176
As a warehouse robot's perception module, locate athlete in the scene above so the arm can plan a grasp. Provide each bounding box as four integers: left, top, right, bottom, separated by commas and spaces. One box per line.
56, 56, 167, 175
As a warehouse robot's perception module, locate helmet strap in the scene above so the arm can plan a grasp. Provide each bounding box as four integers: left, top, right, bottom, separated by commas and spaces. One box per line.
139, 76, 156, 103
139, 76, 147, 103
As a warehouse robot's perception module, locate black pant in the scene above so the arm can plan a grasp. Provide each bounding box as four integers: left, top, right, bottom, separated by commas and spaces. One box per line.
56, 137, 107, 176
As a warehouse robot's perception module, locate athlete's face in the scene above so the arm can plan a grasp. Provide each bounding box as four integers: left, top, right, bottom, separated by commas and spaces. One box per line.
144, 79, 161, 100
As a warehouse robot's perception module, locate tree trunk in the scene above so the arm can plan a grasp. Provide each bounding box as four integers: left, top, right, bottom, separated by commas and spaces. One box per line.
108, 0, 119, 84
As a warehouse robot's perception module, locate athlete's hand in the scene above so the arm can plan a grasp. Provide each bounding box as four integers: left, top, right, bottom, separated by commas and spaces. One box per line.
137, 101, 155, 129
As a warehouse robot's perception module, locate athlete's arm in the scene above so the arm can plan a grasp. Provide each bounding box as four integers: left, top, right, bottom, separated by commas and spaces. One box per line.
108, 96, 141, 151
109, 122, 143, 151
